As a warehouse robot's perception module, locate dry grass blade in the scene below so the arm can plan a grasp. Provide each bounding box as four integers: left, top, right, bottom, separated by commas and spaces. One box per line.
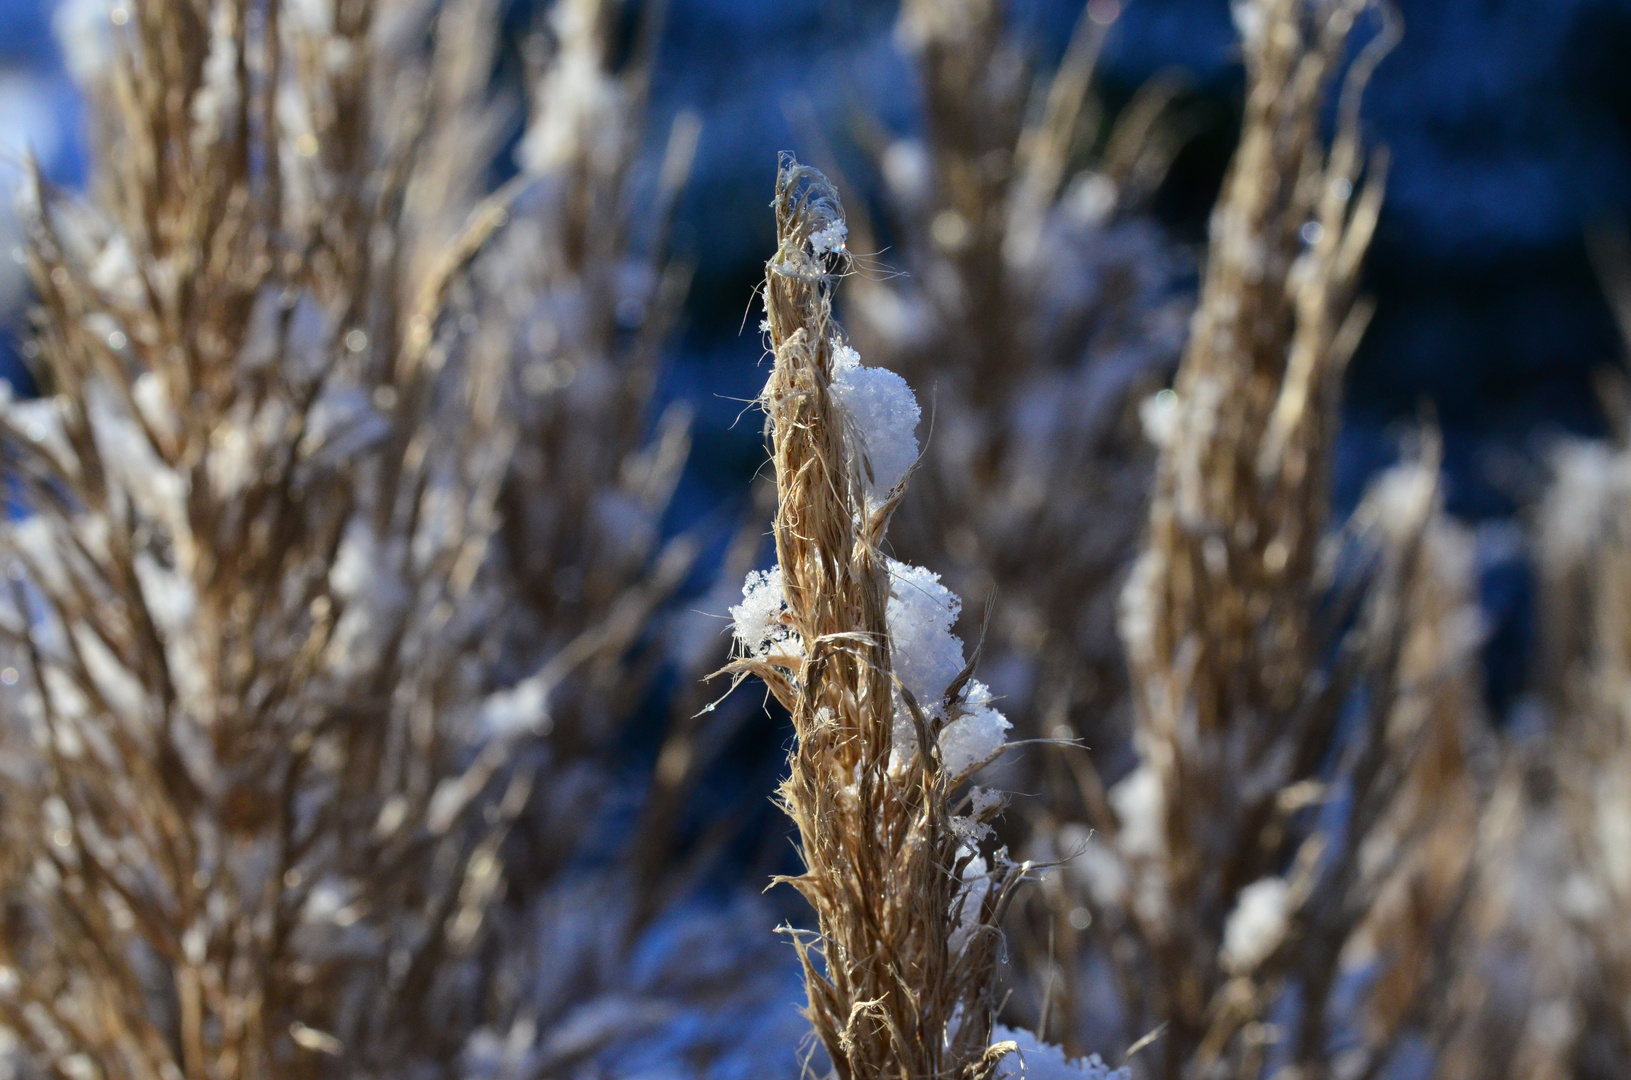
0, 1, 526, 1074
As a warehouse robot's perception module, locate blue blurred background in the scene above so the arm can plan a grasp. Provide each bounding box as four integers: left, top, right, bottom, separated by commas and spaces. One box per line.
5, 0, 1630, 716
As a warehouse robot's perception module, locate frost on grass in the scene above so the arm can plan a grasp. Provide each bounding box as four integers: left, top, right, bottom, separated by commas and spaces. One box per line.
730, 567, 801, 661
939, 681, 1009, 779
885, 557, 963, 706
830, 344, 921, 508
809, 219, 848, 256
883, 557, 1010, 780
739, 160, 1032, 1079
731, 555, 1010, 779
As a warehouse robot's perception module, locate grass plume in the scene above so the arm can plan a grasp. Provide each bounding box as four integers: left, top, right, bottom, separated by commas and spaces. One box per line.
725, 156, 1025, 1080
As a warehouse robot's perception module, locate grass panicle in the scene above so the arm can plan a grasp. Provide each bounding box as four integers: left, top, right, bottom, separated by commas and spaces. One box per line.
727, 156, 1026, 1080
0, 1, 708, 1076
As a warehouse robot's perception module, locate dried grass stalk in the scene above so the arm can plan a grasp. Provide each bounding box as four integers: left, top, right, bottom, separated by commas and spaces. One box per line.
1433, 438, 1631, 1080
487, 0, 700, 750
1270, 458, 1486, 1080
842, 0, 1192, 1041
1045, 2, 1491, 1076
725, 157, 1024, 1080
0, 1, 685, 1076
1112, 0, 1386, 1054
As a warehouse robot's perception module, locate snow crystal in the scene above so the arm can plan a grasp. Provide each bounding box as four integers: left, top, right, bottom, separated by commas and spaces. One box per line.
952, 787, 1007, 846
1363, 460, 1437, 543
730, 567, 801, 660
88, 234, 142, 305
131, 552, 196, 634
884, 558, 962, 706
206, 420, 256, 500
947, 849, 991, 958
4, 397, 76, 476
880, 560, 1011, 776
809, 220, 848, 256
1597, 782, 1631, 896
7, 518, 67, 607
1542, 442, 1616, 572
969, 786, 1004, 819
993, 1025, 1129, 1080
84, 384, 188, 546
74, 623, 144, 724
1118, 548, 1163, 677
323, 518, 409, 683
330, 520, 383, 600
939, 682, 1010, 779
829, 345, 920, 507
189, 5, 240, 151
479, 675, 554, 739
1064, 172, 1118, 228
1138, 389, 1179, 449
1230, 0, 1265, 51
1220, 876, 1290, 974
131, 372, 178, 441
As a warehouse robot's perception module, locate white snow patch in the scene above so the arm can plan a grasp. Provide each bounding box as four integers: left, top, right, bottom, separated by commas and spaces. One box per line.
809, 220, 848, 256
1108, 764, 1163, 860
884, 558, 961, 706
1221, 876, 1290, 974
993, 1025, 1129, 1080
939, 681, 1010, 779
730, 567, 801, 660
830, 345, 920, 507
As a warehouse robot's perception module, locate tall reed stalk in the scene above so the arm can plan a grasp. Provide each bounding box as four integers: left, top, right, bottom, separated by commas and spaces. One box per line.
0, 1, 699, 1076
834, 0, 1192, 1038
1038, 2, 1484, 1076
725, 157, 1024, 1080
0, 1, 515, 1073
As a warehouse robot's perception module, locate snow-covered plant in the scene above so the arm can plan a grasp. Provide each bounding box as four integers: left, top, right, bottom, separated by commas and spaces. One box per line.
1255, 457, 1486, 1079
840, 4, 1190, 1032
1017, 2, 1482, 1076
0, 1, 516, 1073
723, 156, 1025, 1080
1109, 0, 1386, 1066
1535, 442, 1631, 1069
0, 0, 704, 1076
